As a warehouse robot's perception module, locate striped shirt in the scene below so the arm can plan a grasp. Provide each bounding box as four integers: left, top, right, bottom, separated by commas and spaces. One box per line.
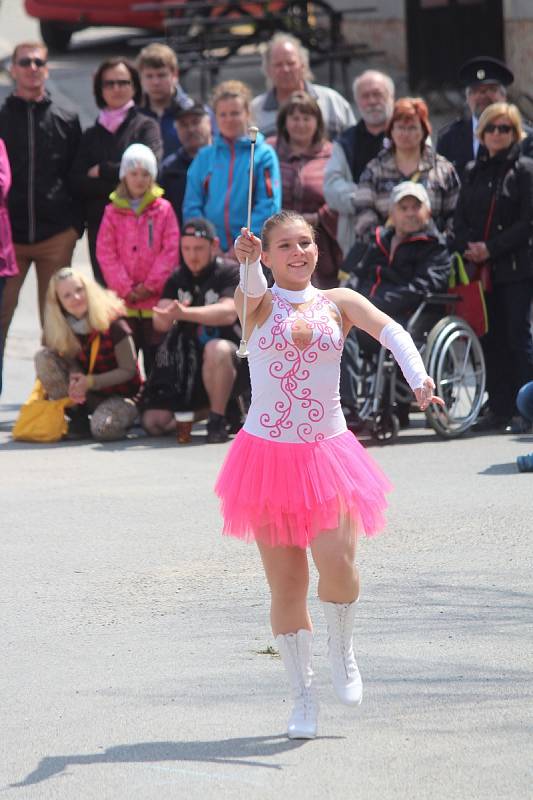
353, 143, 460, 242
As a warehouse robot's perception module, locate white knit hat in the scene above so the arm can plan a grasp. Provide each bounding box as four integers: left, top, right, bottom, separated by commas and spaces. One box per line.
119, 143, 158, 180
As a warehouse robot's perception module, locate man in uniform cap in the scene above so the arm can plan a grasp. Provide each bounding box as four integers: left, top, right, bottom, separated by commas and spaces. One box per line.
437, 56, 514, 179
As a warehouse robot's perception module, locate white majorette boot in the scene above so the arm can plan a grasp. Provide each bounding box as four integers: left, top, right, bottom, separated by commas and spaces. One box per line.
321, 600, 363, 706
275, 629, 318, 739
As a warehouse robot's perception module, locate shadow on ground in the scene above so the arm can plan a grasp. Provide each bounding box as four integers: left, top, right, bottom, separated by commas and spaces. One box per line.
478, 462, 518, 475
8, 734, 341, 788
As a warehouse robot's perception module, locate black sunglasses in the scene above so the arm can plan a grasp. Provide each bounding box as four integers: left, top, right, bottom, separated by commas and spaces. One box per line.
16, 57, 47, 68
484, 123, 513, 134
102, 79, 132, 89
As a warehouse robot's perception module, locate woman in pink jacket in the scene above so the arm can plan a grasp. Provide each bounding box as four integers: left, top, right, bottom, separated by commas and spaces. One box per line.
0, 137, 18, 395
97, 143, 180, 375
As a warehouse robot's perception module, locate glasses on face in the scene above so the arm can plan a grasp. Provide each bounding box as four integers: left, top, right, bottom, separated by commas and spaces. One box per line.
16, 57, 47, 68
484, 123, 513, 134
394, 124, 420, 133
102, 79, 132, 89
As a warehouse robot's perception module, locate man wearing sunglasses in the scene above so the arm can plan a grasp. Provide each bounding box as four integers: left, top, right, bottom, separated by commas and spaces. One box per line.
436, 55, 533, 180
0, 41, 82, 351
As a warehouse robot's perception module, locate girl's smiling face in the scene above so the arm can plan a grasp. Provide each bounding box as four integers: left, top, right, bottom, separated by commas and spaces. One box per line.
56, 276, 88, 318
261, 220, 317, 289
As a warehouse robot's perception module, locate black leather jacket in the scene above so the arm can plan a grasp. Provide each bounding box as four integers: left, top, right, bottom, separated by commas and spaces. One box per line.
0, 93, 82, 243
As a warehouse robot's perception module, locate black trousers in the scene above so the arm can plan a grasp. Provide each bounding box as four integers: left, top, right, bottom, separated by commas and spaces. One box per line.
88, 224, 105, 286
483, 279, 533, 418
126, 314, 163, 379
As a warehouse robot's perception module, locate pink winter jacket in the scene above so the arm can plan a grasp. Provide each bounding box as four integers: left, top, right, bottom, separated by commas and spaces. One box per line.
96, 187, 180, 310
0, 138, 18, 278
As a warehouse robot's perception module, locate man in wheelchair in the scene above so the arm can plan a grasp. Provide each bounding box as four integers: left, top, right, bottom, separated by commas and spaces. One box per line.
342, 181, 452, 427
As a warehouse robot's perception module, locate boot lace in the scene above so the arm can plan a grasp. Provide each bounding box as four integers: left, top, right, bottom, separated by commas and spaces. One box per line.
293, 687, 317, 721
330, 605, 358, 680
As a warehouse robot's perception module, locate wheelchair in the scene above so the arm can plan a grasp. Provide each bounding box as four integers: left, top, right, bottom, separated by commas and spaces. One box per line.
341, 293, 486, 443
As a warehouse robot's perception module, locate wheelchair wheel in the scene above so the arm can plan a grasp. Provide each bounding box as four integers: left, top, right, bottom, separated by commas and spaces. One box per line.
423, 316, 485, 438
372, 411, 400, 444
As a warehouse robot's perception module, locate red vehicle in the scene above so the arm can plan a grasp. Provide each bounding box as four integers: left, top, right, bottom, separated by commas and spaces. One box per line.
24, 0, 168, 51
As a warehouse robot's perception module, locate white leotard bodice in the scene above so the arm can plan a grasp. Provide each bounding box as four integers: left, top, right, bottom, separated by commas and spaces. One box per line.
243, 288, 347, 443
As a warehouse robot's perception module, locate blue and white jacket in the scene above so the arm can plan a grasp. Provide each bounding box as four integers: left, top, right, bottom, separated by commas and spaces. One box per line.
183, 131, 281, 251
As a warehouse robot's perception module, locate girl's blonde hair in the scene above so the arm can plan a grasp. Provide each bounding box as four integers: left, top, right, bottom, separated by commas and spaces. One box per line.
211, 80, 252, 113
476, 102, 525, 142
43, 268, 126, 358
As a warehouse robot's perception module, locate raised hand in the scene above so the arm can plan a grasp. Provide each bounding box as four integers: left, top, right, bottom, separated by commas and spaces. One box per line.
414, 376, 445, 411
235, 227, 262, 264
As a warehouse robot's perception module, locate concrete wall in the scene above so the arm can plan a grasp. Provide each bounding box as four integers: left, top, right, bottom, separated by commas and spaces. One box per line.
340, 2, 407, 77
337, 1, 532, 104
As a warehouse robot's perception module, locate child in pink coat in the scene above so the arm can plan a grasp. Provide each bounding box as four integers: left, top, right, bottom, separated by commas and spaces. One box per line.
97, 143, 180, 375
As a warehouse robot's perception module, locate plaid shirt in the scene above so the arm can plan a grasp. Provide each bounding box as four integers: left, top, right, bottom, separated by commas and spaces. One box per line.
354, 143, 460, 242
78, 322, 141, 398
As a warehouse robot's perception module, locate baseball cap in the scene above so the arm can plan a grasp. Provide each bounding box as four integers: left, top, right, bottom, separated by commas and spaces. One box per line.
173, 101, 208, 121
390, 181, 430, 208
181, 217, 217, 240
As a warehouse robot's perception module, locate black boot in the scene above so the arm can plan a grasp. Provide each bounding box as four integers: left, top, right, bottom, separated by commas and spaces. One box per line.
471, 411, 510, 433
206, 412, 228, 444
66, 405, 91, 439
225, 397, 244, 434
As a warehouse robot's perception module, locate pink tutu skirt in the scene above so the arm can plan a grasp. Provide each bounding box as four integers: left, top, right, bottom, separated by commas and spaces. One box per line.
215, 429, 392, 548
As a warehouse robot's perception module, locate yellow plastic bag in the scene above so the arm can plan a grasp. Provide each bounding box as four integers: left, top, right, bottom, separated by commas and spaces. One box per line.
12, 379, 73, 443
13, 337, 100, 443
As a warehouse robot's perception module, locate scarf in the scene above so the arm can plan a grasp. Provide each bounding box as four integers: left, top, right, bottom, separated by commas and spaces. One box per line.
98, 100, 134, 134
67, 314, 91, 335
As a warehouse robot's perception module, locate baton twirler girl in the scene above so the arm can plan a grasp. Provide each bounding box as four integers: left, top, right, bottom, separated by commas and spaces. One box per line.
215, 210, 443, 739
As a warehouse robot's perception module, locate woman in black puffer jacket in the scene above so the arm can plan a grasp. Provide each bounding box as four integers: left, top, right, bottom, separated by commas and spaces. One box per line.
454, 102, 533, 433
70, 59, 163, 285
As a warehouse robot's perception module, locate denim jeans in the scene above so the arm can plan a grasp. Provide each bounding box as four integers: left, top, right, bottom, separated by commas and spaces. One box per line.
516, 381, 533, 423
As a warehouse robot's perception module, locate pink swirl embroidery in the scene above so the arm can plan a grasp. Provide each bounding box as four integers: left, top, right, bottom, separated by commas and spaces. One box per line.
257, 292, 343, 442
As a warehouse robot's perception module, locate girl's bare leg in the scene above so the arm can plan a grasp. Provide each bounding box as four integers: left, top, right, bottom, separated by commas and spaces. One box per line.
257, 540, 311, 635
310, 517, 359, 604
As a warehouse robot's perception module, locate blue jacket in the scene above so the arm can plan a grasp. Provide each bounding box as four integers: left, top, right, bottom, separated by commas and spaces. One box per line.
183, 131, 281, 251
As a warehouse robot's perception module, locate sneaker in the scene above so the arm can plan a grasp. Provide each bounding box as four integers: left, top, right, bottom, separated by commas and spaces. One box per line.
471, 411, 509, 433
206, 414, 229, 444
505, 416, 533, 434
517, 453, 533, 472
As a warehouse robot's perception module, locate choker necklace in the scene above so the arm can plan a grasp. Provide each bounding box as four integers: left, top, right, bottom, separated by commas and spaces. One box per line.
273, 282, 317, 303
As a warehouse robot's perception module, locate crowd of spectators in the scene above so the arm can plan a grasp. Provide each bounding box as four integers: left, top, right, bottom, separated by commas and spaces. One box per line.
0, 35, 532, 455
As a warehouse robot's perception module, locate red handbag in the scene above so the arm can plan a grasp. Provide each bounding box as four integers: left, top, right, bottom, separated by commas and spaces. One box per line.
448, 253, 489, 338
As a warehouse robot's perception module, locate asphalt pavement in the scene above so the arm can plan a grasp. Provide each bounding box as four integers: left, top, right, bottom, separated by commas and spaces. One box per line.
1, 4, 532, 798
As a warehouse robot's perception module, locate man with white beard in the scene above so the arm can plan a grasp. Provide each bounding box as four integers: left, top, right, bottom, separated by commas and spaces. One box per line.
324, 70, 395, 257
